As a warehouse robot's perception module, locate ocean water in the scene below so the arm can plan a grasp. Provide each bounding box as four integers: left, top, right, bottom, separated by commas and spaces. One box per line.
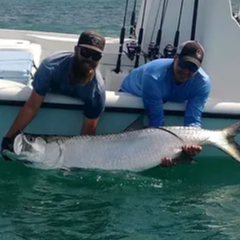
0, 0, 240, 240
0, 157, 240, 240
0, 0, 239, 37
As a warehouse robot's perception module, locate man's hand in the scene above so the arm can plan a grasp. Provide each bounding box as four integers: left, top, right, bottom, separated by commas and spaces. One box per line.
1, 137, 14, 161
182, 145, 202, 156
1, 137, 13, 151
160, 157, 176, 167
160, 145, 202, 167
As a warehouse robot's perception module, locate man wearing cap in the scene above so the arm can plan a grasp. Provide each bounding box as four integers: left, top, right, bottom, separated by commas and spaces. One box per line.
120, 40, 211, 166
1, 30, 106, 157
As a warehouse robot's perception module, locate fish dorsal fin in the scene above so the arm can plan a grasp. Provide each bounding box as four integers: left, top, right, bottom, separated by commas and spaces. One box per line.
159, 127, 197, 164
158, 127, 185, 143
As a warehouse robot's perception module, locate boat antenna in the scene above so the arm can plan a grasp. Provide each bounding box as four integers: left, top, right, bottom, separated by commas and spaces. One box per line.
153, 0, 169, 59
134, 0, 147, 68
129, 0, 137, 38
190, 0, 199, 40
113, 0, 129, 74
173, 0, 185, 55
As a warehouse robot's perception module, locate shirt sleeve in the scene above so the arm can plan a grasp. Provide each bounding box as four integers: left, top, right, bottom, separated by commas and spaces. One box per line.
83, 89, 106, 119
82, 71, 106, 119
31, 60, 52, 96
184, 78, 211, 128
141, 73, 164, 127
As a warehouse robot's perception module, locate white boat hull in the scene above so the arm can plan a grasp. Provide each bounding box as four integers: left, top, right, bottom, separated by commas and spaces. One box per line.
0, 106, 238, 159
0, 81, 239, 160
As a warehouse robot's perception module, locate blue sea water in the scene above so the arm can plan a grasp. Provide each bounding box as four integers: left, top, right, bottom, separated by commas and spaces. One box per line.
0, 0, 240, 240
0, 0, 239, 37
0, 158, 240, 240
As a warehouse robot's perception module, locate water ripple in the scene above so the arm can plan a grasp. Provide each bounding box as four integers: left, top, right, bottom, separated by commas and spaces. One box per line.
0, 157, 239, 239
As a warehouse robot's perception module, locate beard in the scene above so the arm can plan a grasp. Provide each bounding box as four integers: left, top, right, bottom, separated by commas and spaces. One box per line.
70, 56, 98, 86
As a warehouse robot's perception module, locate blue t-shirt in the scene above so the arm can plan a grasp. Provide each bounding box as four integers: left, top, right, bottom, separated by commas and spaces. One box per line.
120, 59, 211, 128
32, 51, 106, 119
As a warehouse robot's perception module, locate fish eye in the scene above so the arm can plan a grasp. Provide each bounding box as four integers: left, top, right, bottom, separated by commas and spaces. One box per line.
26, 135, 35, 142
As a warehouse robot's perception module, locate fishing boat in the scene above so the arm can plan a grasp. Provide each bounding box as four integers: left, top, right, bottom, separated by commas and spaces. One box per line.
0, 0, 239, 159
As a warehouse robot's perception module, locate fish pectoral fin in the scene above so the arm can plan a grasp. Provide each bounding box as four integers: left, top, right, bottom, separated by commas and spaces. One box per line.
173, 152, 196, 165
58, 167, 71, 172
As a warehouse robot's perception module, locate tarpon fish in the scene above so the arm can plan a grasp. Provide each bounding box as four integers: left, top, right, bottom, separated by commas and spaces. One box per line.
2, 122, 240, 172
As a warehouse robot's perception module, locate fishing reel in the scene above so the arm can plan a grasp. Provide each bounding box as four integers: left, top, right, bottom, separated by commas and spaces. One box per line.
162, 44, 175, 58
147, 42, 163, 60
147, 42, 157, 60
126, 41, 137, 61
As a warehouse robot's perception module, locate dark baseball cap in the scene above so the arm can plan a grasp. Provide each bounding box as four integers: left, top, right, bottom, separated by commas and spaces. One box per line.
77, 30, 105, 53
177, 40, 205, 68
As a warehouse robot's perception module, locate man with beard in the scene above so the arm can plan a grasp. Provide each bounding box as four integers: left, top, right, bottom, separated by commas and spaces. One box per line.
120, 41, 211, 166
1, 30, 106, 157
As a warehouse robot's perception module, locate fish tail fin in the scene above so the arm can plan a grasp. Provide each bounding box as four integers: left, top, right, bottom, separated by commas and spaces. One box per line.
211, 121, 240, 162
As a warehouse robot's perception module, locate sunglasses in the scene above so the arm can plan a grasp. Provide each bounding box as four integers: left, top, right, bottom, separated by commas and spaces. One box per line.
178, 58, 199, 73
78, 46, 102, 61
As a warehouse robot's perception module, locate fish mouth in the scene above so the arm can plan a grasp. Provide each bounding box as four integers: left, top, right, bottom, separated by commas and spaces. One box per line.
13, 133, 24, 155
13, 133, 34, 161
13, 133, 31, 155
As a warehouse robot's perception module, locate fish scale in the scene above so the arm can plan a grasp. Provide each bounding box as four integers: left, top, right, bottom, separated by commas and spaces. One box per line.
164, 126, 214, 144
60, 128, 184, 171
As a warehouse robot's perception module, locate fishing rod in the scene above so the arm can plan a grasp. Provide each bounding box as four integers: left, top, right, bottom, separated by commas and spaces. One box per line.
129, 0, 137, 38
150, 0, 169, 60
134, 0, 147, 68
173, 0, 185, 55
147, 0, 163, 60
190, 0, 199, 40
113, 0, 129, 74
150, 0, 163, 43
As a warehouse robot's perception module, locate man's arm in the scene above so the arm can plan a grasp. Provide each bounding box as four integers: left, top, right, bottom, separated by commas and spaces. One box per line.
2, 59, 51, 154
1, 90, 44, 156
184, 80, 211, 128
5, 59, 52, 138
141, 74, 164, 127
159, 80, 211, 167
81, 82, 106, 135
81, 98, 103, 135
81, 117, 99, 135
5, 90, 44, 138
184, 96, 206, 128
160, 93, 207, 167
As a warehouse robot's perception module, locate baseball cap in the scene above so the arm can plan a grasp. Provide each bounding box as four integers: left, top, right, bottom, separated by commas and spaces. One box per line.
177, 40, 205, 68
77, 30, 105, 53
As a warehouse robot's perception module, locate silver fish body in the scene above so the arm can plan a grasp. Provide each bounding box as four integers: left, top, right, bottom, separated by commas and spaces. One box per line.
3, 122, 240, 171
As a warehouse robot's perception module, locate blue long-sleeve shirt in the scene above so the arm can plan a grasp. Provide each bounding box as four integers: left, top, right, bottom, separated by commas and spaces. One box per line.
120, 59, 211, 128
